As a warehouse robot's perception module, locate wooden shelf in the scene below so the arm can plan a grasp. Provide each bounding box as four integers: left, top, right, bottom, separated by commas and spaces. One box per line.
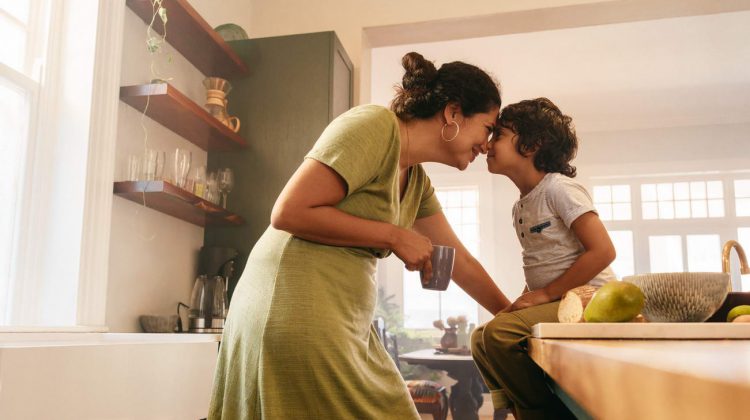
114, 181, 244, 227
120, 83, 246, 151
126, 0, 248, 78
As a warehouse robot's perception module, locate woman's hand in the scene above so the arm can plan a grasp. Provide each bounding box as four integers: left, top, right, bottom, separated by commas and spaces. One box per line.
391, 227, 433, 282
509, 288, 552, 311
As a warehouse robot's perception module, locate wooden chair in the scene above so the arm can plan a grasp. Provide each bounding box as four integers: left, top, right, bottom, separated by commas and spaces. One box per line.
373, 317, 449, 420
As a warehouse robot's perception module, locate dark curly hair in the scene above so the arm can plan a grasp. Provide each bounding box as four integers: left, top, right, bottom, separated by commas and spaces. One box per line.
497, 97, 578, 177
390, 52, 501, 121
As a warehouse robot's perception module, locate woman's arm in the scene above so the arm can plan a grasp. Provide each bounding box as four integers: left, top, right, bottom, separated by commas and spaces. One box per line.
413, 212, 511, 314
510, 211, 616, 310
271, 159, 434, 272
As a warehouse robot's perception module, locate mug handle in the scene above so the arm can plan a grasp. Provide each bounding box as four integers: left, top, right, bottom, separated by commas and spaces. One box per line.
228, 116, 241, 132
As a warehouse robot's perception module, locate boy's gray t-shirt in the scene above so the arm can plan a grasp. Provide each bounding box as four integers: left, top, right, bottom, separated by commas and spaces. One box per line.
513, 173, 617, 291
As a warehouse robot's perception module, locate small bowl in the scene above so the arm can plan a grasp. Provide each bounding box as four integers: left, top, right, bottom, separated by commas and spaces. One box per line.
623, 272, 730, 322
139, 315, 179, 333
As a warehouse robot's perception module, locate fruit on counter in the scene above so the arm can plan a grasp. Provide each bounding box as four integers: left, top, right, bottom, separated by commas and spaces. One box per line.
583, 281, 645, 323
557, 285, 599, 323
727, 305, 750, 322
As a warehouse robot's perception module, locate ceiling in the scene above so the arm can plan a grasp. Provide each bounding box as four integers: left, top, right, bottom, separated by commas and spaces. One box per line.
370, 10, 750, 133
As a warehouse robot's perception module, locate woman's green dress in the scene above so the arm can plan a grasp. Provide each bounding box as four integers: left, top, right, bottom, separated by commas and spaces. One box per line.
208, 105, 442, 419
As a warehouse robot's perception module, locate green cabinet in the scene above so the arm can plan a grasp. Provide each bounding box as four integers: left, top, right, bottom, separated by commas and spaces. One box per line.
204, 31, 352, 299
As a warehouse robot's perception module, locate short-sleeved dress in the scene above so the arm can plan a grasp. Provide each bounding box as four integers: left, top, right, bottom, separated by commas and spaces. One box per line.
208, 105, 442, 419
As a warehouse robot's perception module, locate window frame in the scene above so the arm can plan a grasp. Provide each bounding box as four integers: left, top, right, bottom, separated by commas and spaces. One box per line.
0, 0, 125, 330
592, 171, 749, 288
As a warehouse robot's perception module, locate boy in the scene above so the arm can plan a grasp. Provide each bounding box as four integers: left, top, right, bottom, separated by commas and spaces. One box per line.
472, 98, 616, 420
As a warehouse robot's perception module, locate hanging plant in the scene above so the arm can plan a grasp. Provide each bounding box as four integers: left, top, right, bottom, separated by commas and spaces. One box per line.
146, 0, 168, 54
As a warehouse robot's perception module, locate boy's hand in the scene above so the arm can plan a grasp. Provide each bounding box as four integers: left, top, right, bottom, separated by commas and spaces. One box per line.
510, 288, 552, 311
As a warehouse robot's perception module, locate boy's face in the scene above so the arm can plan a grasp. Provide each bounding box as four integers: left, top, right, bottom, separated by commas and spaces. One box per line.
486, 125, 523, 175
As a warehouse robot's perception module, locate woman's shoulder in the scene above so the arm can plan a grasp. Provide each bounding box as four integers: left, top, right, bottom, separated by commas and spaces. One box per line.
336, 104, 397, 129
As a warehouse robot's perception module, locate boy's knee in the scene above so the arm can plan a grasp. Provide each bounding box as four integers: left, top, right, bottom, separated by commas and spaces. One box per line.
482, 313, 526, 352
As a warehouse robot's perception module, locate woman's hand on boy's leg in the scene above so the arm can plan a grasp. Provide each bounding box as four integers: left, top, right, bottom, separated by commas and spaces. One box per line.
509, 288, 552, 311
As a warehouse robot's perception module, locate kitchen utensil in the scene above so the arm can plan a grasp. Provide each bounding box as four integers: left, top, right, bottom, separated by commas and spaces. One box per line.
188, 274, 227, 333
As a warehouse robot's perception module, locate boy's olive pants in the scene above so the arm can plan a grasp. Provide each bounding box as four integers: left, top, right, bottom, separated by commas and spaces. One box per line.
471, 301, 576, 420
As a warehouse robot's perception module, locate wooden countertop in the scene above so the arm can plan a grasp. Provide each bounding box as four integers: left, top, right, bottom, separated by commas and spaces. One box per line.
528, 338, 750, 420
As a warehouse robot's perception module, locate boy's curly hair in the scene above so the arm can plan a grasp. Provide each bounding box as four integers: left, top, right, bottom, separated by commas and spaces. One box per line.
497, 97, 578, 177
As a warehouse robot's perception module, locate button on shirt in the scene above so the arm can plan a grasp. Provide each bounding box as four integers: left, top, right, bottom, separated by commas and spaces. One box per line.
513, 173, 616, 291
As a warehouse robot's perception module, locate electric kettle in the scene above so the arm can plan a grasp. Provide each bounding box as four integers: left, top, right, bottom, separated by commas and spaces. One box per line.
188, 274, 226, 333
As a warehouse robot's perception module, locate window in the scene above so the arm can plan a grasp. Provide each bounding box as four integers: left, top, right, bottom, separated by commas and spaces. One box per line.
1, 0, 114, 328
735, 180, 750, 217
593, 185, 631, 221
642, 181, 724, 220
1, 0, 51, 325
686, 234, 721, 272
649, 235, 684, 272
403, 187, 479, 328
608, 230, 634, 277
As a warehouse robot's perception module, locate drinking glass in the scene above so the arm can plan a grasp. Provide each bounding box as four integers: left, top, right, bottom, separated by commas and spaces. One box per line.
218, 168, 234, 208
192, 166, 207, 198
126, 154, 141, 181
206, 171, 219, 204
143, 149, 165, 181
173, 148, 192, 188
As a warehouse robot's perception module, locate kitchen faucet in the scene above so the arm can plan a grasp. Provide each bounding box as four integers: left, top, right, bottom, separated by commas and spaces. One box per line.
722, 240, 750, 291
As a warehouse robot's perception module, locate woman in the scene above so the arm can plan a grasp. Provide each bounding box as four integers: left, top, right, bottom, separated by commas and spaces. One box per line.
209, 52, 511, 419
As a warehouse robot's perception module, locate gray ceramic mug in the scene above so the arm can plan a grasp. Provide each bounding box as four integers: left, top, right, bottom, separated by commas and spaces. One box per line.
420, 245, 456, 291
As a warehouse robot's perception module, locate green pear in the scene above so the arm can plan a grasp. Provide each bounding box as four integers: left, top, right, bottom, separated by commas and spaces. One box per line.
583, 281, 645, 323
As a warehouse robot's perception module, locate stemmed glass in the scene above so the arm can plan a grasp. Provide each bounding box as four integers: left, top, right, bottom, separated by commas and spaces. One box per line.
218, 168, 234, 209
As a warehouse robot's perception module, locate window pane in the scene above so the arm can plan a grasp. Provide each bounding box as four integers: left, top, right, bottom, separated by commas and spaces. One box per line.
735, 180, 750, 198
445, 191, 461, 207
608, 230, 634, 278
596, 203, 613, 221
675, 200, 691, 219
0, 19, 26, 72
737, 198, 750, 217
612, 203, 631, 221
612, 185, 630, 203
690, 182, 706, 199
649, 235, 684, 272
739, 228, 750, 292
674, 182, 690, 200
657, 183, 673, 201
687, 235, 721, 272
462, 190, 478, 206
641, 184, 657, 202
0, 79, 29, 324
593, 186, 611, 204
445, 208, 461, 223
403, 270, 440, 328
406, 187, 479, 328
707, 181, 723, 199
708, 199, 725, 218
691, 200, 708, 218
658, 201, 674, 219
1, 1, 31, 23
642, 202, 658, 220
441, 282, 478, 326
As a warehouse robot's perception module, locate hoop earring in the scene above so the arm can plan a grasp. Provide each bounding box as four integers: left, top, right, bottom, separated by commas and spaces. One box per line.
441, 121, 459, 142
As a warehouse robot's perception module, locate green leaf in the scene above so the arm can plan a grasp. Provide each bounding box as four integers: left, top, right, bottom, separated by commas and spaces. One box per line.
158, 7, 167, 24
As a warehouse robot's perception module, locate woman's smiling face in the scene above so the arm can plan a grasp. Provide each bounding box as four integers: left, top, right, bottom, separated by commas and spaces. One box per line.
444, 107, 499, 170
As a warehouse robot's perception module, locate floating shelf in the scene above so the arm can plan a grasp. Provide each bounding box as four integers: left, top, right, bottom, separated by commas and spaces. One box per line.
125, 0, 248, 78
114, 181, 244, 227
120, 83, 246, 151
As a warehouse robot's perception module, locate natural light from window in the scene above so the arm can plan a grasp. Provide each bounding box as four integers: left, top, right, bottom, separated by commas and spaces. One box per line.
403, 187, 479, 329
